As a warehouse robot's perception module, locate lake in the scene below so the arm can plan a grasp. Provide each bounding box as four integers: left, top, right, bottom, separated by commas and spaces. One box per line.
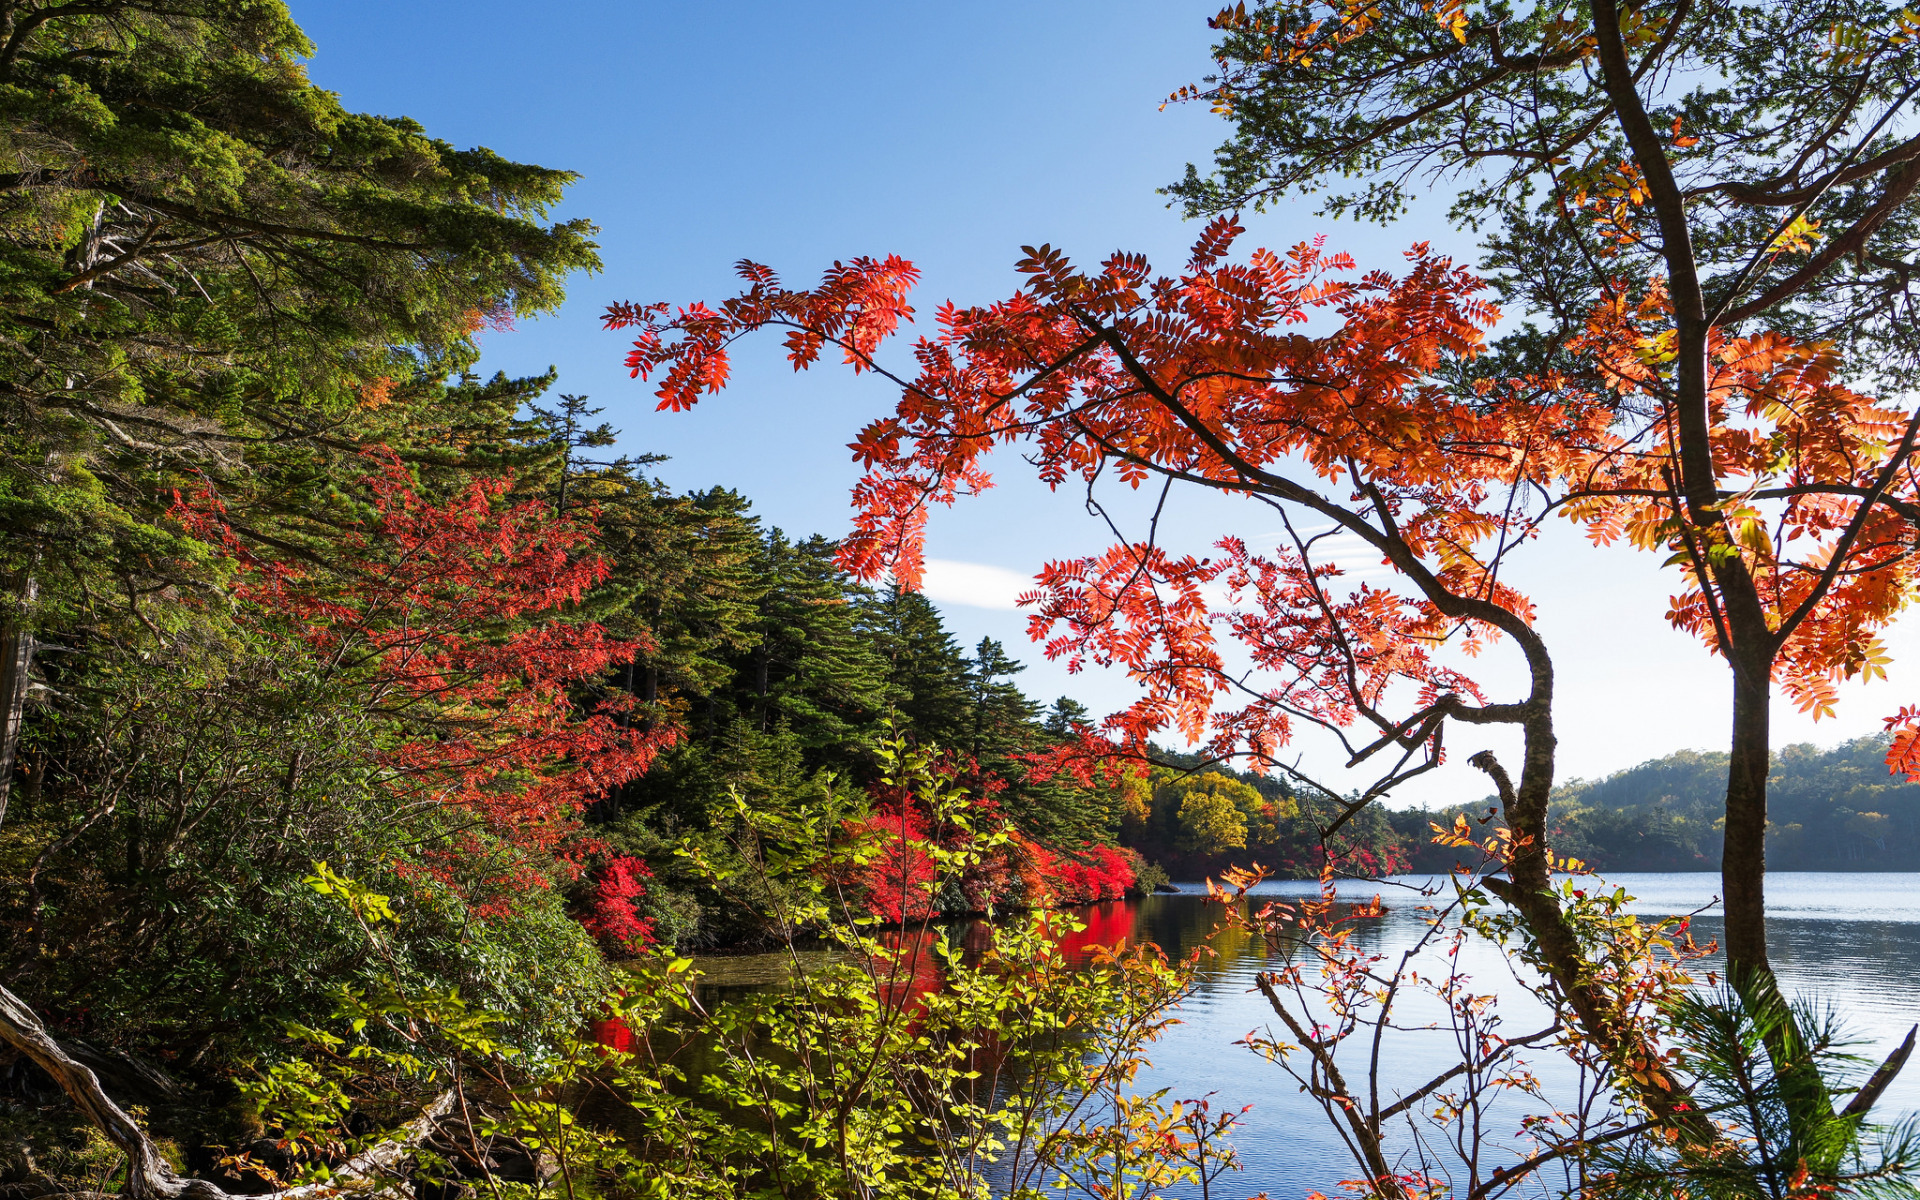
1123, 873, 1920, 1196
687, 872, 1920, 1197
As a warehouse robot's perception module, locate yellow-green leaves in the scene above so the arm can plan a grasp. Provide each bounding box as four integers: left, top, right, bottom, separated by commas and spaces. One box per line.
304, 860, 397, 924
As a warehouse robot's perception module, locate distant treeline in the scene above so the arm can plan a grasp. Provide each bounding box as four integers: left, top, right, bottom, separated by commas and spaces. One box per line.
1117, 737, 1920, 881
1393, 738, 1919, 874
1117, 749, 1409, 882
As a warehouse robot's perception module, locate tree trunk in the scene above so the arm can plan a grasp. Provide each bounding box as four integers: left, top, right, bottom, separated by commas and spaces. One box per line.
0, 575, 37, 830
1722, 652, 1772, 980
1722, 645, 1851, 1141
755, 651, 769, 730
1471, 680, 1715, 1139
0, 983, 224, 1200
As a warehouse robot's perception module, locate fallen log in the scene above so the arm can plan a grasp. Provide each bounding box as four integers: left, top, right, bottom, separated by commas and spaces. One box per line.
0, 984, 453, 1200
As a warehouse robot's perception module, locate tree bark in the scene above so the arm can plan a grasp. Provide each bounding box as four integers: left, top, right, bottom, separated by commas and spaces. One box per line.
1473, 743, 1713, 1141
1589, 0, 1784, 989
0, 984, 225, 1200
0, 575, 36, 830
1466, 645, 1717, 1141
1723, 653, 1773, 978
1586, 0, 1856, 1138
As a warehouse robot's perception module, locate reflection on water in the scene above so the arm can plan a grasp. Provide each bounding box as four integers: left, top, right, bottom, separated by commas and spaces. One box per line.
684, 902, 1148, 1002
686, 873, 1920, 1197
690, 949, 852, 988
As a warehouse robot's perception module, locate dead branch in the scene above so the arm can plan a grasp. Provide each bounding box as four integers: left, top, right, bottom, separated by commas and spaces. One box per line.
0, 984, 453, 1200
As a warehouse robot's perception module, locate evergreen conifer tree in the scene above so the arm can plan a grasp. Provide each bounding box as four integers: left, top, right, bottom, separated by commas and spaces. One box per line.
730, 532, 889, 756
0, 0, 598, 815
867, 583, 972, 747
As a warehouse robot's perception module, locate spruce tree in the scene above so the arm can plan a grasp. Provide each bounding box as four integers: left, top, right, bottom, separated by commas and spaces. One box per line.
866, 583, 972, 747
730, 531, 889, 758
965, 637, 1039, 762
1043, 695, 1093, 737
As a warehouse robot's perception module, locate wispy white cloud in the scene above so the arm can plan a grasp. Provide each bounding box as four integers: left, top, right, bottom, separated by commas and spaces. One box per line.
920, 558, 1035, 610
1311, 532, 1395, 578
1247, 529, 1395, 580
913, 543, 1397, 615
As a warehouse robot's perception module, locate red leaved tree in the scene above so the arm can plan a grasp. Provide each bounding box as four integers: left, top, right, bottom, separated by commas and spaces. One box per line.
174, 451, 677, 905
1013, 838, 1133, 906
581, 855, 658, 954
846, 802, 944, 924
1556, 286, 1920, 979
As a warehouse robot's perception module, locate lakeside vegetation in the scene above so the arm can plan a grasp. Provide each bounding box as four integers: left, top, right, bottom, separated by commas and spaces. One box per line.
6, 1, 1920, 1199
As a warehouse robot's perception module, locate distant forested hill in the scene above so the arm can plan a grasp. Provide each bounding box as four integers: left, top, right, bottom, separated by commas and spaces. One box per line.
1391, 738, 1920, 873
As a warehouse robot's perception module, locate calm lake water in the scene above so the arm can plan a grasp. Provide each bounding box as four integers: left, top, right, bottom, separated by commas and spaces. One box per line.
1134, 873, 1920, 1196
691, 873, 1920, 1197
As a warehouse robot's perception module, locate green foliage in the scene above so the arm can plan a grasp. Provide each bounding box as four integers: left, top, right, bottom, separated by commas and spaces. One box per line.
1124, 850, 1171, 896
245, 746, 1228, 1200
868, 584, 973, 745
0, 609, 609, 1067
1170, 0, 1920, 386
0, 0, 597, 638
1170, 774, 1253, 853
955, 638, 1122, 850
729, 530, 892, 752
0, 0, 616, 1073
1122, 755, 1406, 879
0, 34, 767, 1184
596, 525, 1133, 942
0, 11, 1159, 1195
1591, 990, 1920, 1200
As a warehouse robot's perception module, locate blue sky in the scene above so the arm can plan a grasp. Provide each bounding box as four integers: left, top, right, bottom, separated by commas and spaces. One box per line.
296, 2, 1920, 805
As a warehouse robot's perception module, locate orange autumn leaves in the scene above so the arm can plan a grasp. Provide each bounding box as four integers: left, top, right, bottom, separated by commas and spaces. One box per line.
1569, 282, 1918, 724
608, 216, 1920, 779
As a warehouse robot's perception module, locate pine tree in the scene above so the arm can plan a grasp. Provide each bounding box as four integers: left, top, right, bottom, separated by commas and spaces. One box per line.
529, 394, 627, 518
955, 638, 1122, 847
1042, 696, 1092, 737
587, 482, 765, 720
964, 637, 1039, 761
728, 532, 890, 758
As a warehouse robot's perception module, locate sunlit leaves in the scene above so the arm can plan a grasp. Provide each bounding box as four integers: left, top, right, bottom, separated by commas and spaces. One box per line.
175, 452, 677, 903
1765, 213, 1826, 258
618, 214, 1920, 833
1565, 285, 1919, 723
615, 225, 1574, 794
604, 255, 920, 412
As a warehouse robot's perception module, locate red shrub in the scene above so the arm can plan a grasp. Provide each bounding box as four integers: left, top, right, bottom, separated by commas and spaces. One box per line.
174, 452, 677, 908
849, 806, 942, 923
1005, 837, 1134, 906
581, 855, 657, 954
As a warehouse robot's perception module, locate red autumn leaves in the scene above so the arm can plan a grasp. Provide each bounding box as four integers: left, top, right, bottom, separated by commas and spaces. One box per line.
609, 215, 1920, 789
582, 855, 659, 953
173, 452, 676, 913
174, 450, 1133, 940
